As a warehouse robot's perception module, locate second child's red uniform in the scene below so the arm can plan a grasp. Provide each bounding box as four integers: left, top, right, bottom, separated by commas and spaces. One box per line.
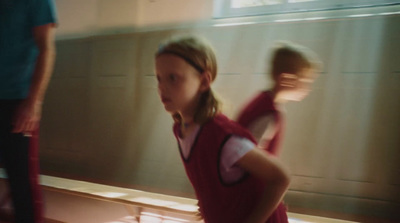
237, 91, 284, 155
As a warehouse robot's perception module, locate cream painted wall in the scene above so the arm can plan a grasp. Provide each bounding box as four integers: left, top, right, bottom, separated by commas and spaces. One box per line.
135, 0, 213, 27
54, 0, 213, 37
54, 0, 98, 36
55, 0, 139, 37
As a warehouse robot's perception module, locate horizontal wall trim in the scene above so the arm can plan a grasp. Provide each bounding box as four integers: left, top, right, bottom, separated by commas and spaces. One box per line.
55, 5, 400, 41
285, 190, 400, 220
287, 189, 399, 203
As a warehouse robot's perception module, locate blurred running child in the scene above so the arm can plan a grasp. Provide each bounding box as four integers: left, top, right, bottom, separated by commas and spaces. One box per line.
237, 41, 321, 156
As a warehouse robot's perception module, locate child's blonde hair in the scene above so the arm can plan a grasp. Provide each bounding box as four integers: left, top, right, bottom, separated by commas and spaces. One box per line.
156, 35, 220, 124
270, 41, 321, 81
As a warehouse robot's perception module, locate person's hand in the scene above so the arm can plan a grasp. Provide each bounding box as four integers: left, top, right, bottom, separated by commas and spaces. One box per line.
279, 73, 298, 88
12, 99, 42, 136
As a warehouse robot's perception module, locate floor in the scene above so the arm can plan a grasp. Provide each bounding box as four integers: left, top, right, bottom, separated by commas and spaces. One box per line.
1, 178, 398, 223
0, 189, 363, 223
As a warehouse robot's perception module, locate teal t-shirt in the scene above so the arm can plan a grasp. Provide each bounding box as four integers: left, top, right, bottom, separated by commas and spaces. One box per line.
0, 0, 57, 99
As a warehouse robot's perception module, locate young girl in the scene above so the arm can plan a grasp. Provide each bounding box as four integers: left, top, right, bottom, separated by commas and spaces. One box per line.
155, 35, 290, 223
237, 42, 321, 156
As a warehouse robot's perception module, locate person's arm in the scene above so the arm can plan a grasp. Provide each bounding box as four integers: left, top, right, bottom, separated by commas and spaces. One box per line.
248, 115, 279, 154
237, 148, 290, 223
247, 115, 274, 142
12, 23, 56, 134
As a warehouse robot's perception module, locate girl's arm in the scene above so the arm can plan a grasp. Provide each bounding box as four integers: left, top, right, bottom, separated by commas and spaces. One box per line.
236, 147, 290, 223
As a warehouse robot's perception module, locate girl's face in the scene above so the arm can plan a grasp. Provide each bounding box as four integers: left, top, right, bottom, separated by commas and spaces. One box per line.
278, 68, 316, 102
156, 54, 205, 117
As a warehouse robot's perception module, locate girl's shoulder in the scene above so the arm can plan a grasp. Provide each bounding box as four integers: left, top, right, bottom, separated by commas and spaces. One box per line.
207, 114, 256, 143
207, 113, 235, 130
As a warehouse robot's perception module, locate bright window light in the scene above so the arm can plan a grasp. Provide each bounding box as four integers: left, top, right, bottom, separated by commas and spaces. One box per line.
92, 192, 127, 198
231, 0, 283, 8
214, 0, 400, 18
128, 197, 199, 212
105, 216, 138, 223
129, 197, 179, 207
288, 218, 312, 223
140, 212, 188, 223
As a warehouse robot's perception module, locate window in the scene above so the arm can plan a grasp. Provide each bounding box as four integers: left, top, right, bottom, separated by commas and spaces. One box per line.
214, 0, 400, 18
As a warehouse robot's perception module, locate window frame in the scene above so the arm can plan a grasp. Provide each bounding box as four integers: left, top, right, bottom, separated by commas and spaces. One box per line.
213, 0, 400, 18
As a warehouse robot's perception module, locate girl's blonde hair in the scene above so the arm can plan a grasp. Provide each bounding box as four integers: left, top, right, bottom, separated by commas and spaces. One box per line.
156, 35, 220, 124
270, 41, 321, 81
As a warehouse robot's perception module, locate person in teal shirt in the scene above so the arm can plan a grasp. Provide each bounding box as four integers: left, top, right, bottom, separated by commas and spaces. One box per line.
0, 0, 57, 222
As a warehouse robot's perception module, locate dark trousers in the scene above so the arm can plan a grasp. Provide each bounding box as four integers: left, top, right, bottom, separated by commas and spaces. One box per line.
0, 100, 43, 223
